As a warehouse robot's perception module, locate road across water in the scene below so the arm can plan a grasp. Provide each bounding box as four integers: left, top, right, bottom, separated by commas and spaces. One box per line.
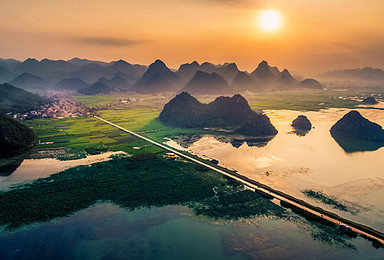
94, 115, 384, 247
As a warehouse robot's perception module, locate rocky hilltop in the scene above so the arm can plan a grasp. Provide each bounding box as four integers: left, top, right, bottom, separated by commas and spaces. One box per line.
0, 116, 36, 158
133, 60, 179, 93
158, 92, 277, 137
330, 111, 384, 142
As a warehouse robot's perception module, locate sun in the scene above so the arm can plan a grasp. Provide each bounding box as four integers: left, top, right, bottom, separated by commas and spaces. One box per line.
258, 10, 282, 33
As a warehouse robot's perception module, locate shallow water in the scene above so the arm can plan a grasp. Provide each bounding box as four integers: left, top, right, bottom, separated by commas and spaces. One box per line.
0, 203, 382, 259
166, 108, 384, 231
0, 152, 123, 190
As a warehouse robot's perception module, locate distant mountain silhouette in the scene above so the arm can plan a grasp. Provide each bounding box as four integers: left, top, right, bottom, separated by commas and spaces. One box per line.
9, 73, 50, 89
2, 58, 144, 88
231, 72, 261, 92
105, 60, 142, 82
318, 67, 384, 84
13, 58, 78, 79
108, 77, 130, 90
96, 76, 130, 91
251, 60, 276, 82
54, 78, 89, 91
277, 69, 298, 88
330, 110, 384, 152
177, 61, 240, 85
77, 82, 113, 95
181, 71, 233, 95
0, 115, 36, 159
133, 60, 180, 93
299, 79, 324, 89
0, 66, 14, 83
71, 63, 109, 83
67, 57, 110, 67
159, 92, 277, 137
270, 66, 280, 75
0, 58, 21, 71
247, 61, 324, 91
177, 61, 200, 84
1, 58, 324, 93
0, 83, 49, 114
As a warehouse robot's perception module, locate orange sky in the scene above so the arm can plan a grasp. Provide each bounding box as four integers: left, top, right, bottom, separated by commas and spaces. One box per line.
1, 0, 383, 76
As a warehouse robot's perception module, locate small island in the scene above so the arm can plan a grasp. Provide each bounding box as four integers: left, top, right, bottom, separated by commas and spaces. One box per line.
362, 96, 378, 105
330, 110, 384, 152
292, 115, 312, 131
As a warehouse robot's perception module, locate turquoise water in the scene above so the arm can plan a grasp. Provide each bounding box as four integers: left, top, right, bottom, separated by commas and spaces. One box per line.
0, 202, 383, 259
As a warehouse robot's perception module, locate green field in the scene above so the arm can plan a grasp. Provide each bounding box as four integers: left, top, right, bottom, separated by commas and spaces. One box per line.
23, 114, 163, 159
24, 90, 377, 160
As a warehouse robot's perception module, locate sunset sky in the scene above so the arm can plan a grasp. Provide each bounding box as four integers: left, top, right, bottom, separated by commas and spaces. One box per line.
1, 0, 383, 76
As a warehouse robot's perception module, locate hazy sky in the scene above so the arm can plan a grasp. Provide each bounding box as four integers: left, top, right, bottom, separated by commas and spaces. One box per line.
1, 0, 383, 76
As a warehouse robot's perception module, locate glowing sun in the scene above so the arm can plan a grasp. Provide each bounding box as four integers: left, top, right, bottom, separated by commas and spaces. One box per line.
258, 10, 282, 33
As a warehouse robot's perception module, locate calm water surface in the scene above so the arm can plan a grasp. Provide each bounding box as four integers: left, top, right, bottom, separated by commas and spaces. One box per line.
166, 108, 384, 231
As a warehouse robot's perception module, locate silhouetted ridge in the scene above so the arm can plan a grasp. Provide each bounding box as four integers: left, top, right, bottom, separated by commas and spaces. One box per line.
55, 78, 89, 91
181, 71, 233, 95
77, 82, 113, 95
251, 60, 275, 80
0, 66, 14, 82
133, 59, 179, 93
9, 73, 49, 89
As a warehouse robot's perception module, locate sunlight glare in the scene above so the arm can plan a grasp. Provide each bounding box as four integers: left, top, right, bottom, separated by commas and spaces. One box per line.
258, 10, 282, 33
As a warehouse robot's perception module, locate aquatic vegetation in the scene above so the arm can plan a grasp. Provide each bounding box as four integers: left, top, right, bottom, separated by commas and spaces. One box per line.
0, 155, 284, 228
302, 189, 361, 215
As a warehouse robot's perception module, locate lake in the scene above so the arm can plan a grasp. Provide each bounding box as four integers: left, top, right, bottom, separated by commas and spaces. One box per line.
166, 108, 384, 232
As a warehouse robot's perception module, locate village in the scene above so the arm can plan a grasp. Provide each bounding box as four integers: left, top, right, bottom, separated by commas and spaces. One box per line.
9, 99, 93, 121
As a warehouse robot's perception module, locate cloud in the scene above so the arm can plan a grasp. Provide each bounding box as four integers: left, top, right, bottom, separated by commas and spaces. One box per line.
72, 36, 151, 47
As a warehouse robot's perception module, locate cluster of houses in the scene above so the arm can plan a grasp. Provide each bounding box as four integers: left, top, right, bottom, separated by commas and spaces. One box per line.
10, 99, 92, 121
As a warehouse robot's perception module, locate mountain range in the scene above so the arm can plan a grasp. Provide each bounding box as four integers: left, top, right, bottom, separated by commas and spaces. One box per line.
0, 58, 324, 95
318, 67, 384, 84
